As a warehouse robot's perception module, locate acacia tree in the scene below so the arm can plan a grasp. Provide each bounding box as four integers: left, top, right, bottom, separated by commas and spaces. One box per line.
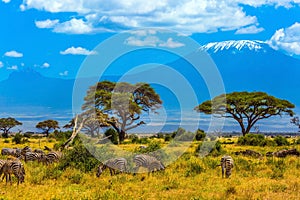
36, 119, 59, 137
291, 117, 300, 132
0, 117, 22, 138
83, 81, 162, 142
195, 91, 295, 136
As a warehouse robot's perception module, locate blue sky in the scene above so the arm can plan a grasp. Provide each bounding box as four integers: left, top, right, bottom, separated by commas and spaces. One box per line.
1, 0, 300, 81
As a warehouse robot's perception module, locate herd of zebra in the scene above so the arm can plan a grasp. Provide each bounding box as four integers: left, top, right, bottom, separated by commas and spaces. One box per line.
0, 146, 63, 184
0, 145, 234, 184
96, 154, 234, 179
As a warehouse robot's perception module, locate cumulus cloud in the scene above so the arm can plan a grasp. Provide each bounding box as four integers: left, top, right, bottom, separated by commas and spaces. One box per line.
159, 38, 185, 48
53, 18, 93, 34
235, 25, 264, 34
4, 50, 23, 58
125, 34, 185, 49
35, 19, 59, 28
20, 0, 269, 34
2, 0, 11, 3
7, 65, 18, 70
0, 61, 3, 68
268, 22, 300, 55
59, 71, 68, 76
42, 62, 50, 68
60, 46, 97, 55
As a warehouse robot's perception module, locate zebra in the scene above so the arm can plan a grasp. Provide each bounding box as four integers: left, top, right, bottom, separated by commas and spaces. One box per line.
41, 151, 63, 165
2, 159, 25, 185
96, 157, 127, 177
133, 154, 165, 174
220, 155, 234, 178
24, 152, 44, 162
1, 148, 22, 157
21, 146, 32, 156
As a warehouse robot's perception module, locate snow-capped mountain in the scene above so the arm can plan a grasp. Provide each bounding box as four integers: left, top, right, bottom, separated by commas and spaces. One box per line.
200, 40, 268, 53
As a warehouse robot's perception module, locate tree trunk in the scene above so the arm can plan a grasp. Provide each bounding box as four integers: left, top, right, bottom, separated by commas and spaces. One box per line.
119, 129, 126, 143
2, 130, 8, 138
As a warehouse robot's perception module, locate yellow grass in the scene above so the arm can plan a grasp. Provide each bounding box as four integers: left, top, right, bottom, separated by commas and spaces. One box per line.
0, 137, 299, 200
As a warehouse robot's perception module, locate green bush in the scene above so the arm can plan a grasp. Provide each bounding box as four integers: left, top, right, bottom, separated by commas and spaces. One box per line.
135, 140, 161, 154
273, 136, 290, 146
129, 134, 139, 143
3, 139, 10, 143
195, 129, 206, 141
237, 134, 268, 146
164, 134, 172, 142
196, 141, 223, 157
57, 144, 99, 172
296, 138, 300, 145
104, 128, 119, 145
12, 133, 23, 144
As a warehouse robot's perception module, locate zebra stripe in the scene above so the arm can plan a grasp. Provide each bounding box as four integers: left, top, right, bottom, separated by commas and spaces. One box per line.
2, 159, 25, 185
133, 154, 165, 173
42, 151, 62, 165
220, 155, 234, 178
97, 157, 127, 177
24, 152, 43, 162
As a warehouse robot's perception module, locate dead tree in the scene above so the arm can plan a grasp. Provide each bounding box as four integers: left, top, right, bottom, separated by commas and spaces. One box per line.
61, 115, 85, 149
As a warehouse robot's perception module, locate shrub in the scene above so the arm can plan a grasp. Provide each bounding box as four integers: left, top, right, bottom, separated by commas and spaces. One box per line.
296, 138, 300, 145
3, 139, 10, 143
164, 134, 172, 142
273, 135, 290, 146
104, 128, 119, 145
185, 157, 205, 177
57, 144, 99, 172
237, 134, 268, 146
195, 129, 206, 141
129, 134, 139, 143
12, 133, 23, 144
135, 140, 161, 154
196, 141, 223, 157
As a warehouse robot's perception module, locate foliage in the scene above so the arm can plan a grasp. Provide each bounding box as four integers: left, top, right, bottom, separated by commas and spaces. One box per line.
12, 133, 23, 144
237, 134, 274, 146
0, 117, 22, 138
82, 81, 162, 142
195, 91, 295, 136
195, 129, 206, 141
57, 144, 99, 172
196, 141, 223, 157
36, 119, 59, 137
104, 128, 119, 144
273, 135, 290, 146
135, 140, 162, 154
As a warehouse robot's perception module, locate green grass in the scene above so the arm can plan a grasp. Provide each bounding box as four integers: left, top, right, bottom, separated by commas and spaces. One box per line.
0, 137, 299, 200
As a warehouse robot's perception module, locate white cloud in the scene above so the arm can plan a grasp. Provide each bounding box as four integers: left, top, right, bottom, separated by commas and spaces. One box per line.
35, 19, 59, 28
7, 65, 18, 70
19, 0, 263, 34
268, 22, 300, 55
0, 61, 3, 68
21, 0, 300, 34
42, 62, 50, 68
125, 35, 185, 49
235, 25, 264, 34
2, 0, 11, 3
125, 36, 160, 47
53, 18, 93, 34
4, 50, 23, 58
159, 38, 185, 48
59, 71, 68, 76
60, 46, 97, 55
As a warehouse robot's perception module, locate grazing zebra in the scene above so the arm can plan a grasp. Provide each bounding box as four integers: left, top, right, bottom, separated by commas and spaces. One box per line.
41, 151, 62, 165
220, 155, 234, 178
97, 158, 127, 177
1, 148, 22, 157
24, 152, 44, 162
2, 159, 25, 185
133, 154, 165, 174
21, 146, 32, 156
33, 149, 45, 154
